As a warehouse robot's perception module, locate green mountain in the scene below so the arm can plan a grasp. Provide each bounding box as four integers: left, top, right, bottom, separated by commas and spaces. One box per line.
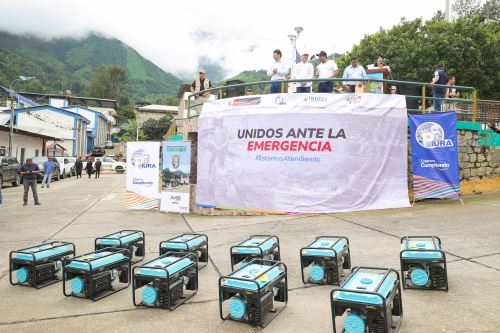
0, 31, 182, 103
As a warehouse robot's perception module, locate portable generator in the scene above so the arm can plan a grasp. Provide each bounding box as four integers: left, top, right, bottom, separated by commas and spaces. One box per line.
95, 230, 145, 264
159, 234, 208, 269
300, 236, 351, 285
63, 248, 131, 301
133, 252, 198, 310
219, 259, 288, 328
9, 241, 75, 288
330, 267, 403, 333
230, 235, 280, 270
400, 236, 448, 291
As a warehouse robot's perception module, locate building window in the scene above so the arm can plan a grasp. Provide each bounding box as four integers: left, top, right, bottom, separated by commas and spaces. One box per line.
35, 149, 39, 157
20, 148, 25, 163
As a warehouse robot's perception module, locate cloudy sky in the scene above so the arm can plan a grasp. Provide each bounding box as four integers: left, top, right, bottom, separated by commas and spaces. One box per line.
0, 0, 447, 79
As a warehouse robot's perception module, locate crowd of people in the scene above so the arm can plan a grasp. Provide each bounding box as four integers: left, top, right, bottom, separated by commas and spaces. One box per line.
10, 156, 103, 206
190, 50, 463, 112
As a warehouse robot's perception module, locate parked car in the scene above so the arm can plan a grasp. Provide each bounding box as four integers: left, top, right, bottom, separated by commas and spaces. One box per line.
52, 156, 75, 179
104, 140, 114, 149
100, 157, 126, 174
0, 156, 21, 187
30, 157, 61, 182
91, 146, 105, 157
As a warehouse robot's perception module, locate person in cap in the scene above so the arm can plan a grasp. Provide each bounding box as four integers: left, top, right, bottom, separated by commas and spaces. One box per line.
293, 53, 314, 93
342, 56, 367, 93
267, 49, 287, 94
190, 69, 213, 112
390, 85, 397, 94
314, 51, 338, 93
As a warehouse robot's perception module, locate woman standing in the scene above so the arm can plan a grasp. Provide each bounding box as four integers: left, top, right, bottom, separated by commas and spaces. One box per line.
75, 157, 83, 178
372, 56, 392, 93
85, 158, 94, 179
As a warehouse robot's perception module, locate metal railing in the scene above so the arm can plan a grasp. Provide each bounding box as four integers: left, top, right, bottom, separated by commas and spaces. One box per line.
186, 78, 478, 121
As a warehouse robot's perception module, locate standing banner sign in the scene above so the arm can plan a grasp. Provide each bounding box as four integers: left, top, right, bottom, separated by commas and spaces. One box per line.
409, 112, 460, 199
196, 93, 410, 213
126, 141, 160, 210
160, 141, 191, 213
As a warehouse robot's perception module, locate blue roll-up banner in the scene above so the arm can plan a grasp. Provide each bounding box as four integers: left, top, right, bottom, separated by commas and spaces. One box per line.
409, 112, 460, 199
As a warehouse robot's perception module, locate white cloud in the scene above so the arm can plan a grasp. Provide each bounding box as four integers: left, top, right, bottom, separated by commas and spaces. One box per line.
0, 0, 446, 80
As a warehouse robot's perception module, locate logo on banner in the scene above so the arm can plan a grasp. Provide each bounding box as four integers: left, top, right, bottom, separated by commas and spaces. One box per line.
274, 95, 287, 105
228, 97, 261, 106
171, 155, 180, 169
131, 149, 157, 169
345, 94, 362, 104
416, 122, 453, 149
304, 96, 328, 102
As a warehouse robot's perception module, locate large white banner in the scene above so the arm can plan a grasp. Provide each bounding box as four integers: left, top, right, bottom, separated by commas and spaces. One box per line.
126, 141, 160, 210
196, 93, 410, 213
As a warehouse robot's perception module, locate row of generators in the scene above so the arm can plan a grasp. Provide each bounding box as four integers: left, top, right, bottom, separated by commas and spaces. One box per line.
9, 232, 448, 332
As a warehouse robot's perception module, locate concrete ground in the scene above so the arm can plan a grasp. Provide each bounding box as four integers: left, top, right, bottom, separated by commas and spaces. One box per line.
0, 173, 499, 333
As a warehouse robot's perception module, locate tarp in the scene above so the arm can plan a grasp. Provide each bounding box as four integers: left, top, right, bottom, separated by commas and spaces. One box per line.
196, 93, 410, 213
409, 112, 460, 198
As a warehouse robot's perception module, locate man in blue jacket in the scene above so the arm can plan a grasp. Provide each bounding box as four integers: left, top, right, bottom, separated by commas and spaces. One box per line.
431, 64, 448, 112
42, 157, 55, 188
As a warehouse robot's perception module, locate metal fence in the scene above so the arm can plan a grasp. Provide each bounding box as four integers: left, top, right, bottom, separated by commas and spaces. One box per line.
185, 77, 481, 121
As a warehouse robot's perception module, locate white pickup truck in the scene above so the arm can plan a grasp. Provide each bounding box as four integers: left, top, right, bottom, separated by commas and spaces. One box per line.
52, 156, 75, 179
98, 157, 126, 174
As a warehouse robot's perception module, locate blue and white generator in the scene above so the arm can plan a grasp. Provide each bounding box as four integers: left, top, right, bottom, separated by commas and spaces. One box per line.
9, 241, 75, 288
63, 248, 131, 301
219, 259, 288, 328
95, 230, 145, 264
133, 252, 198, 310
159, 234, 208, 269
331, 267, 403, 333
230, 235, 280, 270
400, 236, 448, 291
300, 236, 351, 285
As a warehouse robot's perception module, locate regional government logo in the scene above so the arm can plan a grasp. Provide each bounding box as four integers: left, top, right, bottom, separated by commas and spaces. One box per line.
131, 149, 156, 169
172, 155, 180, 169
416, 122, 453, 149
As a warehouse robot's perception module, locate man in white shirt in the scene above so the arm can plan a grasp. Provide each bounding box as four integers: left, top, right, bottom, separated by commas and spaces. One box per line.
293, 53, 314, 93
314, 51, 338, 93
267, 49, 287, 94
342, 56, 367, 93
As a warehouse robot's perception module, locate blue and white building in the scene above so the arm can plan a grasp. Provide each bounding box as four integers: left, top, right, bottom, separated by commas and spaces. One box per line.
13, 105, 89, 156
64, 106, 110, 153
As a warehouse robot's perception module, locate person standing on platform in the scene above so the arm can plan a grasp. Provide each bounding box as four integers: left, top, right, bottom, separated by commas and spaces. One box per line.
314, 51, 338, 93
390, 85, 398, 94
431, 64, 448, 112
41, 157, 55, 188
293, 53, 314, 93
20, 158, 41, 206
85, 158, 94, 179
342, 56, 367, 93
94, 159, 102, 179
75, 157, 83, 178
267, 49, 287, 94
190, 69, 212, 113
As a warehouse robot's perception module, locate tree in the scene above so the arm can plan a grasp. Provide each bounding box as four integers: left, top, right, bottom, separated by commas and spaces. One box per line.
141, 116, 172, 141
115, 104, 135, 125
336, 16, 500, 99
119, 119, 143, 141
86, 65, 129, 105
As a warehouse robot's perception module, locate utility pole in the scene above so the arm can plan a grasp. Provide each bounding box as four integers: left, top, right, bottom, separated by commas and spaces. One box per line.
445, 0, 450, 21
8, 76, 35, 156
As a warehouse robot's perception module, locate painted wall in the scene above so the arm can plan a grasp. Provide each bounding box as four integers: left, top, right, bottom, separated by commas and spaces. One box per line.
0, 131, 44, 162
